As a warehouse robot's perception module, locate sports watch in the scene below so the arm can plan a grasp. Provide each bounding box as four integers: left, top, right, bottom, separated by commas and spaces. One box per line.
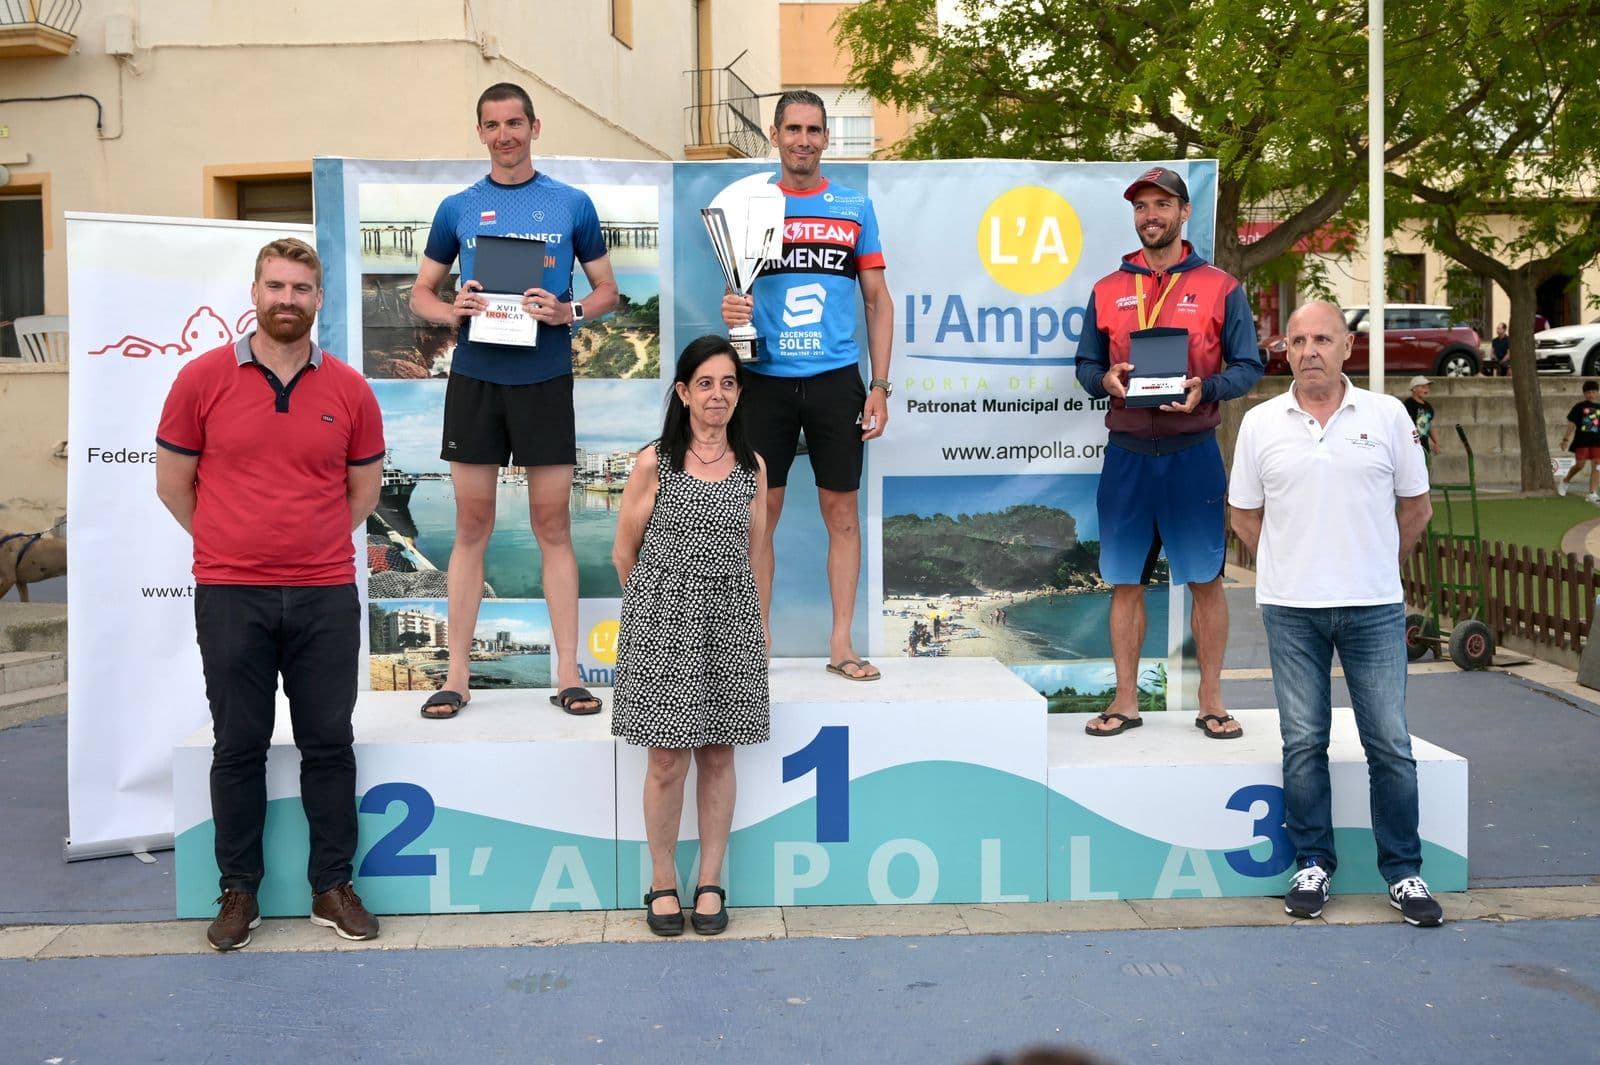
869, 377, 894, 397
571, 302, 585, 322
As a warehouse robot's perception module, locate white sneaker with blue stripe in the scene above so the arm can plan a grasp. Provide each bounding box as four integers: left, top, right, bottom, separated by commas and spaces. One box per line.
1388, 876, 1444, 927
1284, 859, 1330, 918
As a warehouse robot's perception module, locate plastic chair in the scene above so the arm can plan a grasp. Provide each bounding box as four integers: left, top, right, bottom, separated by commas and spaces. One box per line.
14, 315, 67, 363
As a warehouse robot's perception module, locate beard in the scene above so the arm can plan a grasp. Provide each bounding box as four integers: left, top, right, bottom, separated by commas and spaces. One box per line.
1138, 220, 1182, 254
258, 306, 313, 344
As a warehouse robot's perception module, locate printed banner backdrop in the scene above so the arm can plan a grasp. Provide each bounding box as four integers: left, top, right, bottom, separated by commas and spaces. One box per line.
62, 161, 1223, 858
317, 156, 1218, 712
63, 213, 317, 857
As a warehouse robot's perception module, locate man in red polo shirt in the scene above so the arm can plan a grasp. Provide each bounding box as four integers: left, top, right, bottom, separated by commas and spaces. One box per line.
156, 237, 386, 950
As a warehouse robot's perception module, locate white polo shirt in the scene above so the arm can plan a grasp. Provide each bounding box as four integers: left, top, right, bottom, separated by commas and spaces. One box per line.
1228, 376, 1430, 607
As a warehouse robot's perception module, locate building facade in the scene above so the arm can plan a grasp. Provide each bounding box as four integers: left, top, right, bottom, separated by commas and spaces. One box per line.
0, 0, 783, 530
777, 1, 913, 160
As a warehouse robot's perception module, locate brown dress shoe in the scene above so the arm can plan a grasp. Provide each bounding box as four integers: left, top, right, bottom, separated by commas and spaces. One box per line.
310, 882, 380, 941
206, 889, 260, 951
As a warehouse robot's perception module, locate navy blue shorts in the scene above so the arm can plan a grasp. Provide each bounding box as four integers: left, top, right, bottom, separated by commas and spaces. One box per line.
1096, 439, 1227, 586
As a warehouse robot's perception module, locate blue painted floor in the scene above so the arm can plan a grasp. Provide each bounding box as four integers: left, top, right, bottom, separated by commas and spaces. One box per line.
6, 920, 1599, 1064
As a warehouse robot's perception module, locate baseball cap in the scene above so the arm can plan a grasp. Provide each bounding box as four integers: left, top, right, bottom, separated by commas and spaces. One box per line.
1409, 375, 1429, 389
1123, 166, 1190, 202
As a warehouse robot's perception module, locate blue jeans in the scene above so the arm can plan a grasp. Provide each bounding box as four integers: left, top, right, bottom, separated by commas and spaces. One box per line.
1262, 602, 1422, 884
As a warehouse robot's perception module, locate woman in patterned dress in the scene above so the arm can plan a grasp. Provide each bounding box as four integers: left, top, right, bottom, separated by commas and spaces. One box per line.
611, 335, 770, 936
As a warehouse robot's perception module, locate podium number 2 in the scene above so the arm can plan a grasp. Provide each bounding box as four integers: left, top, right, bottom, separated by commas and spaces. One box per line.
783, 726, 850, 843
1222, 783, 1293, 878
358, 782, 439, 877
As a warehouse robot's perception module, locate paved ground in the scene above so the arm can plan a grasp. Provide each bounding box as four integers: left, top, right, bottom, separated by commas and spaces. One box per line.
5, 584, 1600, 1063
6, 918, 1599, 1064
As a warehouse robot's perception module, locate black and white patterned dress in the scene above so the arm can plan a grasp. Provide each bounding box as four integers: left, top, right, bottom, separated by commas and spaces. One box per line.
611, 441, 770, 748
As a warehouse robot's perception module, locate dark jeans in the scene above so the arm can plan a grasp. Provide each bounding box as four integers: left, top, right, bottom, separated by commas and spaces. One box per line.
195, 584, 360, 895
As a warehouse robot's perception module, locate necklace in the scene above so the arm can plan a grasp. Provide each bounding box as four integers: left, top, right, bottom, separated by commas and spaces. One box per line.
688, 440, 729, 464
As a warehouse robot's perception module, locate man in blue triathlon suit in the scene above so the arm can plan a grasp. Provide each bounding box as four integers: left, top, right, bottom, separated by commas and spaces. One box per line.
722, 90, 894, 682
409, 82, 620, 719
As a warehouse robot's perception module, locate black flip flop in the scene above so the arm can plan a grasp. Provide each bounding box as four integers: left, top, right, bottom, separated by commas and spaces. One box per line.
550, 686, 603, 715
420, 689, 466, 720
1195, 714, 1244, 739
1085, 712, 1142, 736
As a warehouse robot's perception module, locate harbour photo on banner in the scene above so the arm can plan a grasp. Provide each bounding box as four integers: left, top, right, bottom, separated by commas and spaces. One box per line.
318, 158, 673, 692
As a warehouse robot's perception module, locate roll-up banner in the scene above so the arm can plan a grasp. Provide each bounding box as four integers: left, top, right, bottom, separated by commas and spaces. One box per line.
64, 213, 317, 859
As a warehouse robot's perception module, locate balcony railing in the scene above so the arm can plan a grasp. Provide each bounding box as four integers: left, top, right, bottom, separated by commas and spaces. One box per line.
0, 0, 81, 57
685, 62, 770, 159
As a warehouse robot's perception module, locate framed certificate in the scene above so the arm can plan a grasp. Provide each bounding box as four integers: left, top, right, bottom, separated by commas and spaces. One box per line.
1124, 326, 1189, 408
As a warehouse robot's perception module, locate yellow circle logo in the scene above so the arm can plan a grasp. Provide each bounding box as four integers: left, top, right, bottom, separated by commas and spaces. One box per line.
587, 619, 620, 665
976, 186, 1083, 295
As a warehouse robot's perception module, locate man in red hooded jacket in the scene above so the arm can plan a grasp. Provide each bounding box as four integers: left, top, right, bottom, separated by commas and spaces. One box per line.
1073, 167, 1262, 739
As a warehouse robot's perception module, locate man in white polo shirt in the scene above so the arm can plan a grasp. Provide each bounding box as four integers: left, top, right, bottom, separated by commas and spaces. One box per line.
1228, 300, 1443, 927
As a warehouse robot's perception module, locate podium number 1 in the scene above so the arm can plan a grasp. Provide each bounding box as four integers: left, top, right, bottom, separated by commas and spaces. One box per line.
783, 726, 850, 842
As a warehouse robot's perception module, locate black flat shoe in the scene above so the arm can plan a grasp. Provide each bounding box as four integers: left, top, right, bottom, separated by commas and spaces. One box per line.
644, 888, 684, 937
690, 884, 728, 935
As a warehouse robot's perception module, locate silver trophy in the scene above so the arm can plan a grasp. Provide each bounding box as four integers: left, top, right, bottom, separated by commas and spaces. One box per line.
701, 179, 787, 363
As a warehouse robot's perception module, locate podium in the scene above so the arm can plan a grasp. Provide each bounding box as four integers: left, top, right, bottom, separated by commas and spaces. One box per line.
173, 660, 1467, 917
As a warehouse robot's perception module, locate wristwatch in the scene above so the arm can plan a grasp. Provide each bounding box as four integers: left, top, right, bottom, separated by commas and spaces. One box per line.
571, 302, 585, 322
869, 377, 893, 397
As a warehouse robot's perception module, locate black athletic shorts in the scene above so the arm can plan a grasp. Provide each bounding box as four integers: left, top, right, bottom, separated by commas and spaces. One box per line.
740, 364, 866, 491
440, 372, 576, 467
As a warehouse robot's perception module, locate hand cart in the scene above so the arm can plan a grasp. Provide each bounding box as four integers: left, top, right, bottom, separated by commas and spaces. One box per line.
1404, 424, 1496, 669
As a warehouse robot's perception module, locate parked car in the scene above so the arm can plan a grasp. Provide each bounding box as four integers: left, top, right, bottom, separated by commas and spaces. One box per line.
1534, 320, 1600, 375
1260, 304, 1482, 376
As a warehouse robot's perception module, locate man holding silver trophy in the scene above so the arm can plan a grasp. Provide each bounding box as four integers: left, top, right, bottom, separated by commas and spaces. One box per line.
716, 89, 894, 683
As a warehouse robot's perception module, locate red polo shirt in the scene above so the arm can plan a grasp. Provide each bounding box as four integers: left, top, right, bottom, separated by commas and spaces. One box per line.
157, 335, 385, 586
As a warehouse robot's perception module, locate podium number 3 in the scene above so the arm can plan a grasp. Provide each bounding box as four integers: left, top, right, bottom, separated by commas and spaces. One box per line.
783, 726, 850, 842
1223, 783, 1293, 878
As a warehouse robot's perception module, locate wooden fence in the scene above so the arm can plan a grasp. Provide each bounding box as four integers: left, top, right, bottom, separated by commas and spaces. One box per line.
1230, 533, 1600, 660
1404, 538, 1600, 657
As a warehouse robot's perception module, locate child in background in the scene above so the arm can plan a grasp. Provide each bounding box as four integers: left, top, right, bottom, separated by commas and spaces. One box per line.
1557, 379, 1600, 503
